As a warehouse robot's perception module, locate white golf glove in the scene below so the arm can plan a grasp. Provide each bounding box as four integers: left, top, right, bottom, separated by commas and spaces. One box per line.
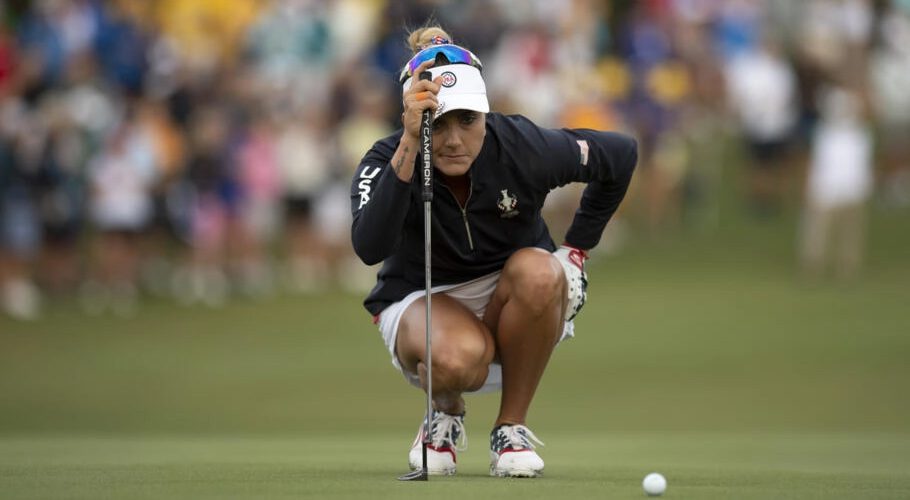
553, 244, 588, 321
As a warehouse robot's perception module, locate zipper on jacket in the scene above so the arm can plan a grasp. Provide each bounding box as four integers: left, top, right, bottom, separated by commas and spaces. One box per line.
460, 208, 474, 251
442, 178, 474, 251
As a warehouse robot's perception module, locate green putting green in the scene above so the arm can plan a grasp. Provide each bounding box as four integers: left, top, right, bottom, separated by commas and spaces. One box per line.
1, 207, 908, 498
1, 433, 908, 499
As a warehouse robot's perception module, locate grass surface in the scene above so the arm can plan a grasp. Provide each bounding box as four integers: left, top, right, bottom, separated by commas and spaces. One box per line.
2, 434, 908, 499
1, 207, 909, 498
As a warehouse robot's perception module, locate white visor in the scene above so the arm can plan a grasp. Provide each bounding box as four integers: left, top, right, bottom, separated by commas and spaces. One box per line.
402, 64, 489, 119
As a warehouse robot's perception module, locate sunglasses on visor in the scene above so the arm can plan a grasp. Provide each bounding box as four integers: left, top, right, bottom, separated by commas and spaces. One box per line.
398, 44, 484, 84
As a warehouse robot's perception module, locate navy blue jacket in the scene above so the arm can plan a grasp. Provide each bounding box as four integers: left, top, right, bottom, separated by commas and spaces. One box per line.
351, 112, 637, 316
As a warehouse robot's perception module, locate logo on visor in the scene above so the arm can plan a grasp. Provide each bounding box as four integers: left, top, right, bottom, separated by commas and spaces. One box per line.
440, 71, 457, 88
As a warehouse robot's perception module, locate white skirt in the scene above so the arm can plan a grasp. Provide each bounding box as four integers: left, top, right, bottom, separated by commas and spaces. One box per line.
376, 270, 575, 393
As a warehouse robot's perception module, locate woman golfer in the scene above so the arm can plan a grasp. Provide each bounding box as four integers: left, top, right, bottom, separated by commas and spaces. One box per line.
351, 26, 637, 477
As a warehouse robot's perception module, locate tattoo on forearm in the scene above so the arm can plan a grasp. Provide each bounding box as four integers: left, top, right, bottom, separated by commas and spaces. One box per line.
394, 147, 408, 175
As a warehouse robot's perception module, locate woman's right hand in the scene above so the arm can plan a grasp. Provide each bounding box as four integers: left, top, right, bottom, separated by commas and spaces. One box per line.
401, 59, 442, 142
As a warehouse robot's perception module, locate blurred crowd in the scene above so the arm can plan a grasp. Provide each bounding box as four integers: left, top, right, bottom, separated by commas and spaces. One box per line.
1, 0, 909, 320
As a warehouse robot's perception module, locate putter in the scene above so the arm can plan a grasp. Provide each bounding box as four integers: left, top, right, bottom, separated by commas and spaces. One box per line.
399, 70, 434, 482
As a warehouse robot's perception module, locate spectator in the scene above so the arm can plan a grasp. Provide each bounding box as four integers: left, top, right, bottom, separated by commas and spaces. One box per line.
800, 85, 873, 282
275, 104, 333, 293
34, 93, 86, 295
0, 98, 43, 320
725, 36, 799, 216
234, 111, 282, 297
81, 117, 157, 316
869, 4, 910, 208
170, 102, 234, 307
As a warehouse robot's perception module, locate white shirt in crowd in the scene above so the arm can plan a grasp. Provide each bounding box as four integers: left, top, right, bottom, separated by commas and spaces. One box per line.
807, 117, 873, 209
725, 47, 798, 142
89, 132, 157, 230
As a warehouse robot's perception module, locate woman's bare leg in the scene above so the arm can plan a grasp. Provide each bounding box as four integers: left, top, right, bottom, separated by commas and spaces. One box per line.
396, 294, 495, 414
483, 248, 567, 427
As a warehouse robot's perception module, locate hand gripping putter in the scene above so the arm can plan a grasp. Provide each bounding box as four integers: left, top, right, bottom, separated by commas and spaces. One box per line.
399, 71, 434, 482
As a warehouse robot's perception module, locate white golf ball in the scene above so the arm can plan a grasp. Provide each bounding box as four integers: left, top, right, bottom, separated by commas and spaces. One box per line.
642, 472, 667, 496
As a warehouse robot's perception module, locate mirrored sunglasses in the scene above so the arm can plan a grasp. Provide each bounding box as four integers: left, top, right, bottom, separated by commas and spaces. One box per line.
399, 44, 483, 84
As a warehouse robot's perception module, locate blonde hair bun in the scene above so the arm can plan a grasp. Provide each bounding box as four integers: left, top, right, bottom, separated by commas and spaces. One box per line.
407, 26, 453, 53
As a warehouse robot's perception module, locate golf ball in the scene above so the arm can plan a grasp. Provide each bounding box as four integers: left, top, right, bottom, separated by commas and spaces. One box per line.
642, 472, 667, 496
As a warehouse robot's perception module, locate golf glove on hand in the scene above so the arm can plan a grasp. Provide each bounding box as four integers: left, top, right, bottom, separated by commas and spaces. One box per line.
553, 244, 588, 321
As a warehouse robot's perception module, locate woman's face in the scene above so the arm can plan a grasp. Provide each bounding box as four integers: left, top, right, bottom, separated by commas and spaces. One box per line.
432, 110, 485, 176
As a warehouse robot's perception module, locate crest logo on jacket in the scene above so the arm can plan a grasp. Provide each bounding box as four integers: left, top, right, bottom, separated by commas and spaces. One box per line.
497, 189, 519, 218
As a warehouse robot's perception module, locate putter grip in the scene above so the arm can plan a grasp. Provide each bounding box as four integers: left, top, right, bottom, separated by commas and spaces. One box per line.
419, 71, 433, 202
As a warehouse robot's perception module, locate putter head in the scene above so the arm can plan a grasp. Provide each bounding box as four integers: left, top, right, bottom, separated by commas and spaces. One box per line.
397, 468, 428, 481
398, 441, 429, 481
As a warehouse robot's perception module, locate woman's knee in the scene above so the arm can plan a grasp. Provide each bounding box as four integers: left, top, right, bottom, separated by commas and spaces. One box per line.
432, 331, 493, 387
397, 296, 495, 388
503, 248, 565, 312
